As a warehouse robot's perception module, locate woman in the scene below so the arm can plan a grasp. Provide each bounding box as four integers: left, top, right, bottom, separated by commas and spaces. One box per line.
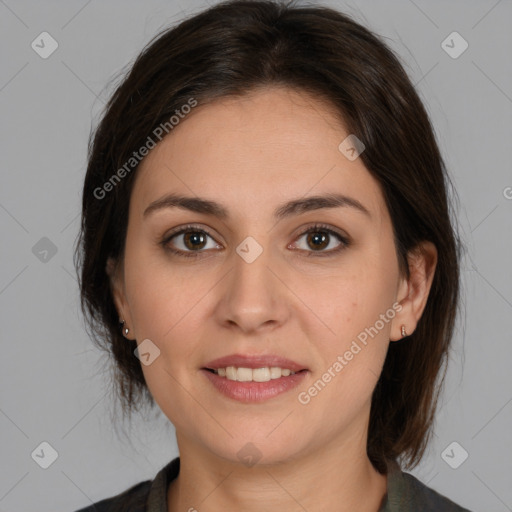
74, 0, 471, 510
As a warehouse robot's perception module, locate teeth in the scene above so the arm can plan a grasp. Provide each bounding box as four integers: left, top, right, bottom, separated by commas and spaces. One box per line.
237, 367, 253, 382
253, 367, 270, 382
270, 367, 282, 379
226, 366, 237, 380
213, 366, 298, 382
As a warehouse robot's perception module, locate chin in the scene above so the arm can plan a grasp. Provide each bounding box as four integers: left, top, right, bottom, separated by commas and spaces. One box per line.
205, 436, 309, 469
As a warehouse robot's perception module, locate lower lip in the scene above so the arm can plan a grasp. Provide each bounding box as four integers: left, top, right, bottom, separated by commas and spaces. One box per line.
201, 369, 308, 403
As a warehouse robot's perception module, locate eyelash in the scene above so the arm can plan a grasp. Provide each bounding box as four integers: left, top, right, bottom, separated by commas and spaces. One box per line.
160, 223, 350, 259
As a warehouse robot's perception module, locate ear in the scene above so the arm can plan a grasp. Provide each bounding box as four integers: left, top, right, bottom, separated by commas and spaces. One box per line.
106, 256, 134, 338
390, 241, 438, 341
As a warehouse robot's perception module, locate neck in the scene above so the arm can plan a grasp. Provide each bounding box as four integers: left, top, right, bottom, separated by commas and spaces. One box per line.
167, 430, 388, 512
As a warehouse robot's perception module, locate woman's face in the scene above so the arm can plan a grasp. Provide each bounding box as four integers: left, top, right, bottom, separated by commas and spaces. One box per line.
110, 87, 412, 465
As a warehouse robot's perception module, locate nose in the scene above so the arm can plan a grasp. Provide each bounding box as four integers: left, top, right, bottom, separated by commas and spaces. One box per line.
214, 239, 290, 334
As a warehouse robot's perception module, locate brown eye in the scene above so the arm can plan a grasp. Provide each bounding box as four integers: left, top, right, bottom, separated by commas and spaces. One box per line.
290, 224, 350, 256
161, 225, 222, 258
182, 231, 208, 250
306, 231, 330, 251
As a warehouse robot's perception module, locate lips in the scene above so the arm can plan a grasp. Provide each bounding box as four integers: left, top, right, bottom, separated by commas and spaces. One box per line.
203, 353, 308, 372
201, 366, 309, 403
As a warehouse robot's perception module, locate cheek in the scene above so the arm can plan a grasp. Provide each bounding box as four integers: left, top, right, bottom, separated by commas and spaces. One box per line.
295, 262, 397, 345
122, 246, 228, 384
123, 240, 206, 339
292, 254, 398, 412
122, 251, 208, 423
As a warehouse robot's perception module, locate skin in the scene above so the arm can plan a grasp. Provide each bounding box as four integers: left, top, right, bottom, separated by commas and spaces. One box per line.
108, 86, 437, 512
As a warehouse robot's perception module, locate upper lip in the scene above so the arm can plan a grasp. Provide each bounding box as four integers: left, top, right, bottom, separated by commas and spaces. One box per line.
203, 354, 308, 372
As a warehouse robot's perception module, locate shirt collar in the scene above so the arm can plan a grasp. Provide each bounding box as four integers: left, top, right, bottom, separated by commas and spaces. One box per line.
147, 457, 180, 512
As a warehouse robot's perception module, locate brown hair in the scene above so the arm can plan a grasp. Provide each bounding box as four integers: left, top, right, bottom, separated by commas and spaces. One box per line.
74, 0, 463, 473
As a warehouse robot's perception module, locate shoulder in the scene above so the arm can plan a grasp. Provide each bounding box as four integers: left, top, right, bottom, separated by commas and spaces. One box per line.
72, 457, 180, 512
72, 478, 152, 512
385, 465, 473, 512
401, 471, 472, 511
382, 459, 473, 512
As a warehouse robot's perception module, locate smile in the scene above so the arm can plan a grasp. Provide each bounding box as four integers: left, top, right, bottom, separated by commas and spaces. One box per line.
208, 366, 297, 382
201, 368, 308, 403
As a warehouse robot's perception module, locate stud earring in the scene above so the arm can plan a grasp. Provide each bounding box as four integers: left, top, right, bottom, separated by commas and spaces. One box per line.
120, 319, 129, 337
401, 325, 407, 338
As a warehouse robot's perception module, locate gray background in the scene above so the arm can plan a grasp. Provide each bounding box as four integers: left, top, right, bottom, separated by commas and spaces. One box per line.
1, 0, 511, 511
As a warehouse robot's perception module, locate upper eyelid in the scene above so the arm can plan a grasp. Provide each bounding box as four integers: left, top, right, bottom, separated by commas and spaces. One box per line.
164, 224, 220, 243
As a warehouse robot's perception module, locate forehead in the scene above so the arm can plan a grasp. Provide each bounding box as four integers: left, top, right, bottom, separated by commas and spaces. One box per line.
131, 87, 387, 224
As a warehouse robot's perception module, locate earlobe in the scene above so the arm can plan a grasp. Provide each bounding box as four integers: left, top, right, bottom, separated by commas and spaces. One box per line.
391, 241, 438, 341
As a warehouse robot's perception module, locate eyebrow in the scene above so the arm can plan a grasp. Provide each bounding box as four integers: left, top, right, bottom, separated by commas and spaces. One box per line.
143, 192, 371, 220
